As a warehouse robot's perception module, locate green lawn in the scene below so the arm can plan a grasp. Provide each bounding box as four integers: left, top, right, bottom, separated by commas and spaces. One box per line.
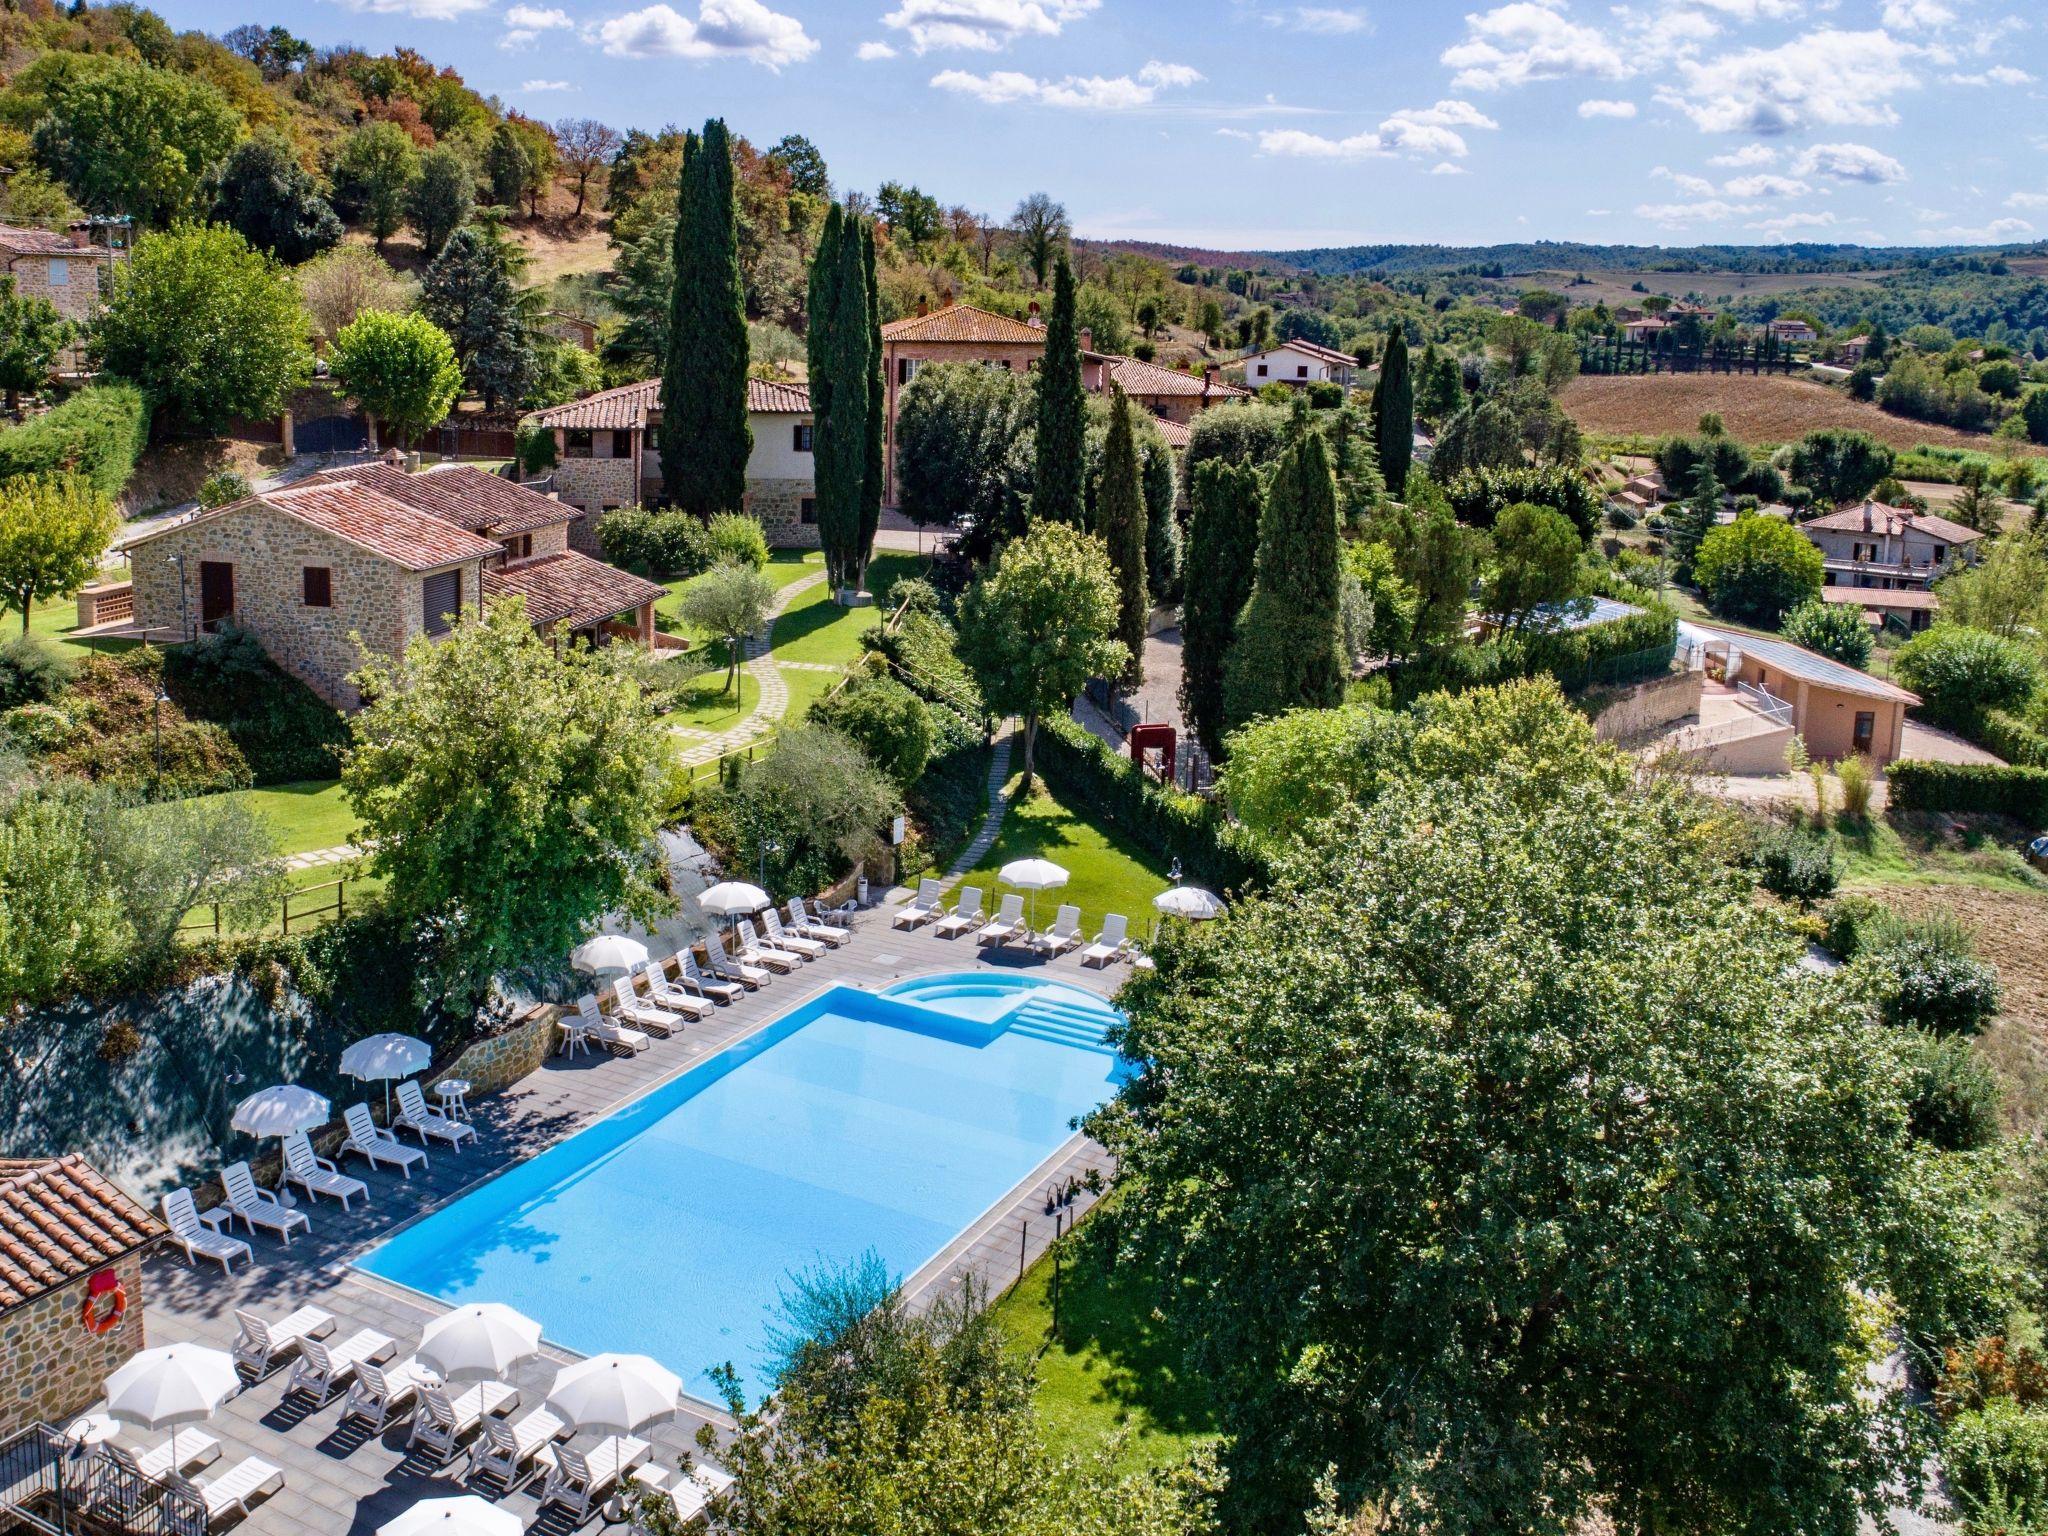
992, 1225, 1220, 1474
1837, 812, 2047, 894
26, 594, 140, 658
962, 778, 1174, 932
778, 665, 847, 725
225, 779, 359, 856
669, 663, 759, 730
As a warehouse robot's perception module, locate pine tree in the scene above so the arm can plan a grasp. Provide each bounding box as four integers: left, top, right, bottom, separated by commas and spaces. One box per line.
1669, 464, 1722, 585
1372, 325, 1413, 492
1179, 459, 1261, 759
1031, 255, 1086, 525
1096, 386, 1148, 689
804, 202, 844, 570
419, 223, 534, 411
1223, 429, 1345, 731
661, 119, 751, 518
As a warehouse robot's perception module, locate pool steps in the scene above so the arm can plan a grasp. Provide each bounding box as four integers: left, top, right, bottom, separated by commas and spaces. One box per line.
880, 977, 1120, 1054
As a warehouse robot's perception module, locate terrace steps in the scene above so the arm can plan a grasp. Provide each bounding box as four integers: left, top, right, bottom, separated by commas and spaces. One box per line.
1007, 997, 1115, 1050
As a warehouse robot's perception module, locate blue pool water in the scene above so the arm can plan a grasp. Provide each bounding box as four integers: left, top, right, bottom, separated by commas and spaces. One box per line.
359, 973, 1124, 1403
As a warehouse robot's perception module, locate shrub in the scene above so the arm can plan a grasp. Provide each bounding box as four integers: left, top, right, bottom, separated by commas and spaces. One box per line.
1981, 709, 2048, 769
706, 511, 769, 571
1305, 379, 1344, 409
903, 703, 987, 877
1751, 819, 1839, 903
1605, 505, 1637, 531
1900, 1030, 2003, 1151
1835, 752, 1876, 820
1887, 760, 2048, 822
1445, 463, 1601, 541
162, 624, 348, 783
516, 424, 557, 477
1945, 1399, 2048, 1531
197, 470, 250, 509
2, 701, 74, 751
1894, 625, 2042, 731
1785, 428, 1894, 506
1979, 359, 2025, 400
0, 633, 75, 708
1847, 362, 1881, 402
596, 506, 713, 580
693, 725, 901, 898
1692, 516, 1825, 625
877, 575, 940, 617
1822, 892, 1886, 960
0, 384, 149, 500
808, 676, 934, 789
1782, 600, 1873, 668
865, 608, 984, 718
1852, 911, 2002, 1034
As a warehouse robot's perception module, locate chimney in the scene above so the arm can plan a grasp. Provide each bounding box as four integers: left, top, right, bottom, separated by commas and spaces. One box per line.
916, 296, 930, 318
941, 289, 955, 308
1080, 328, 1092, 353
67, 222, 90, 249
1861, 503, 1873, 531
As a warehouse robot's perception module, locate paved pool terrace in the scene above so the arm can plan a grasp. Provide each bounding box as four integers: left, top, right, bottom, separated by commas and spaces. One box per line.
132, 910, 1120, 1535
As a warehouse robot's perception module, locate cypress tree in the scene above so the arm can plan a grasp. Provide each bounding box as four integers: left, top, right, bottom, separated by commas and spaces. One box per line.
1179, 459, 1261, 759
806, 205, 873, 596
805, 201, 844, 571
661, 118, 751, 518
1372, 324, 1413, 494
1096, 386, 1148, 689
1031, 254, 1085, 525
857, 217, 885, 589
1222, 429, 1344, 732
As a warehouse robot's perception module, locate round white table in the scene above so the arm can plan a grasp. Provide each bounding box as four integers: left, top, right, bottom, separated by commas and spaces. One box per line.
435, 1079, 472, 1122
64, 1414, 119, 1453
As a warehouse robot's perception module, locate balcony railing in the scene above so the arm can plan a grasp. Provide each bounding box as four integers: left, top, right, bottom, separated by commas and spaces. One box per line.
0, 1424, 206, 1536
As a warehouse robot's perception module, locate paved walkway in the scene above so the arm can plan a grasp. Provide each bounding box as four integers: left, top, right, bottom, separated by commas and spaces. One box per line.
285, 844, 365, 872
675, 569, 827, 768
937, 721, 1016, 890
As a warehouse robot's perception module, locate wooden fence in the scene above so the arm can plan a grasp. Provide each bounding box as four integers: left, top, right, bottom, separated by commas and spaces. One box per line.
177, 872, 358, 943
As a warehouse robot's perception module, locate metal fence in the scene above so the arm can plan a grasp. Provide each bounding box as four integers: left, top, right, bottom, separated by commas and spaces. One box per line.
1549, 642, 1680, 695
0, 1424, 206, 1536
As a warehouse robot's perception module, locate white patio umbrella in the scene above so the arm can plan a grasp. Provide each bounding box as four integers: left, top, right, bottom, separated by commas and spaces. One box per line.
1153, 887, 1226, 921
545, 1353, 681, 1438
340, 1033, 431, 1118
700, 882, 771, 952
417, 1303, 543, 1384
998, 858, 1069, 932
230, 1084, 332, 1202
377, 1495, 523, 1536
104, 1343, 239, 1470
570, 934, 652, 976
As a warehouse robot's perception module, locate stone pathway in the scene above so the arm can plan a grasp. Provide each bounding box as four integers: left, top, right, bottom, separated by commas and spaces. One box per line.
937, 720, 1016, 891
675, 568, 827, 768
284, 842, 366, 872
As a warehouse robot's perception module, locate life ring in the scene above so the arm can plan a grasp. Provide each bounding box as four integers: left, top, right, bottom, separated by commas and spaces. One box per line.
81, 1269, 126, 1335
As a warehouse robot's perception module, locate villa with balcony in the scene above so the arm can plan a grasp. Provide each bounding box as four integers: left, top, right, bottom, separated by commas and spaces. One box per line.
1800, 501, 1983, 594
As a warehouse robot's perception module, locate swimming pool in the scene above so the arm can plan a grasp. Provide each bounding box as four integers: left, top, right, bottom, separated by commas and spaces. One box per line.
358, 973, 1124, 1403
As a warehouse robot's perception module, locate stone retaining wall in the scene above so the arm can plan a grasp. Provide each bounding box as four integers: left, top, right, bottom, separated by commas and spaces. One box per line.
1590, 667, 1703, 744
0, 1253, 146, 1433
430, 1003, 561, 1097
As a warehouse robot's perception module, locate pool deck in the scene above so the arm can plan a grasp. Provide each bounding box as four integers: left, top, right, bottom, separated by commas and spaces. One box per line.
129, 906, 1123, 1535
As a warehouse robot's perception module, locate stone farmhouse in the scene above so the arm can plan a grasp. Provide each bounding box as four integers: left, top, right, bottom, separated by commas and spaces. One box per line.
1240, 339, 1360, 389
122, 462, 665, 708
880, 301, 1050, 503
0, 220, 126, 373
528, 377, 818, 545
1799, 501, 1983, 595
1082, 349, 1250, 448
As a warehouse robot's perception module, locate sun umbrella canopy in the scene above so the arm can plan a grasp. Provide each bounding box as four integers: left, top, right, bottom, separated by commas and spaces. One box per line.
545, 1353, 681, 1437
699, 882, 770, 919
339, 1033, 431, 1083
105, 1344, 239, 1432
570, 934, 652, 975
417, 1304, 543, 1384
998, 859, 1069, 890
230, 1085, 330, 1139
1154, 887, 1226, 920
377, 1496, 523, 1536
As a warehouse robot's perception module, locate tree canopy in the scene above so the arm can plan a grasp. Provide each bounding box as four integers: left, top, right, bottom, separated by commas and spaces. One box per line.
29, 55, 240, 226
1223, 427, 1346, 730
1180, 460, 1261, 760
420, 223, 535, 412
1031, 255, 1087, 526
1096, 386, 1148, 688
327, 310, 463, 450
211, 132, 342, 265
662, 120, 752, 518
0, 473, 118, 634
1692, 514, 1826, 626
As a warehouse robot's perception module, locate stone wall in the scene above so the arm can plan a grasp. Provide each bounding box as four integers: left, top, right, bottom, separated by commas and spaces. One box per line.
431, 1003, 561, 1096
4, 248, 110, 370
1590, 667, 1703, 744
0, 1253, 146, 1435
552, 456, 640, 519
745, 478, 820, 549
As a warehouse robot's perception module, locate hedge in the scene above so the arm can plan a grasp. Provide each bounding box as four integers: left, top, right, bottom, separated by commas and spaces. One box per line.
1391, 603, 1679, 706
0, 384, 149, 500
1036, 712, 1271, 895
1886, 760, 2048, 823
1978, 710, 2048, 771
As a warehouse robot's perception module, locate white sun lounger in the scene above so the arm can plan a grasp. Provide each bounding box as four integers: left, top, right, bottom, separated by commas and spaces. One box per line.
933, 886, 983, 939
634, 961, 712, 1020
656, 1461, 737, 1527
160, 1189, 252, 1273
166, 1457, 282, 1524
678, 949, 744, 1004
280, 1132, 368, 1210
1081, 913, 1129, 968
539, 1436, 650, 1521
892, 877, 944, 929
232, 1305, 334, 1376
738, 919, 796, 974
564, 993, 650, 1057
762, 907, 827, 959
788, 897, 849, 946
705, 941, 769, 990
469, 1406, 567, 1491
286, 1327, 392, 1403
396, 1080, 476, 1151
340, 1357, 436, 1431
219, 1162, 310, 1246
611, 974, 685, 1035
1035, 904, 1083, 956
976, 894, 1025, 947
340, 1103, 428, 1178
105, 1434, 219, 1483
407, 1379, 518, 1463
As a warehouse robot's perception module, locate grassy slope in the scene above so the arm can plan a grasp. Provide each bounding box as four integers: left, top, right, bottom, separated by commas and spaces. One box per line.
963, 779, 1173, 931
225, 780, 360, 855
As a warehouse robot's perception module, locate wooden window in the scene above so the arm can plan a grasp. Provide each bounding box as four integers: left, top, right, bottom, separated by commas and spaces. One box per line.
422, 569, 462, 636
46, 258, 68, 288
1255, 364, 1268, 377
800, 497, 817, 525
611, 430, 633, 459
302, 566, 332, 607
793, 424, 814, 453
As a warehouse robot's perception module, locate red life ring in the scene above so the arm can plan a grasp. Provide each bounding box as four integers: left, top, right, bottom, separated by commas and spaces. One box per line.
81, 1269, 126, 1335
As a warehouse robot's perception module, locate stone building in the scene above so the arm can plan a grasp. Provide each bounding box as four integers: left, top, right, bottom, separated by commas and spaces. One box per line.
1800, 502, 1983, 593
527, 377, 818, 547
0, 222, 125, 374
879, 301, 1049, 503
121, 462, 665, 708
1082, 350, 1250, 428
0, 1154, 165, 1434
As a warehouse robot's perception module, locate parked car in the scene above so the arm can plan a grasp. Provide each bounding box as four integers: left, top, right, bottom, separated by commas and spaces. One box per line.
2027, 834, 2048, 874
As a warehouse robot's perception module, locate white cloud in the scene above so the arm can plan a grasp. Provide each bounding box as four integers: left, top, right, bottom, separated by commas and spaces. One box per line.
857, 39, 899, 58
501, 3, 571, 47
521, 78, 574, 89
1944, 64, 2034, 86
1442, 1, 1632, 92
1723, 172, 1811, 197
1919, 216, 2034, 241
1881, 0, 1954, 27
2007, 191, 2048, 210
1750, 210, 1839, 238
883, 0, 1099, 53
1430, 161, 1468, 175
334, 0, 490, 17
1279, 6, 1372, 33
590, 0, 819, 65
1635, 198, 1761, 226
1656, 27, 1920, 134
1653, 165, 1719, 197
1256, 99, 1499, 160
1708, 143, 1778, 167
1578, 98, 1637, 118
930, 60, 1202, 110
1790, 142, 1908, 184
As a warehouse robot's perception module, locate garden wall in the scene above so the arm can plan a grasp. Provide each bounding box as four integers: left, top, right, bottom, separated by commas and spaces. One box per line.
1589, 668, 1702, 743
431, 1004, 560, 1096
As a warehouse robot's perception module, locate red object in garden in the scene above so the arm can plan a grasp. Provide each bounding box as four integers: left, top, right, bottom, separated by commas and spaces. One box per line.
1128, 723, 1176, 783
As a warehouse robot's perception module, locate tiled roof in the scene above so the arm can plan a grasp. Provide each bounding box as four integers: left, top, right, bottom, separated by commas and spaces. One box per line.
266, 483, 502, 570
528, 376, 811, 431
0, 227, 83, 257
1802, 502, 1983, 545
1821, 587, 1940, 611
306, 463, 576, 538
1096, 353, 1250, 400
1249, 338, 1359, 368
1152, 417, 1192, 449
485, 551, 668, 630
880, 303, 1047, 345
0, 1155, 164, 1311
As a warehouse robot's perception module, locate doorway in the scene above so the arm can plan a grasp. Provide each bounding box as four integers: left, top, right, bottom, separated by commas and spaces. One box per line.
199, 561, 234, 630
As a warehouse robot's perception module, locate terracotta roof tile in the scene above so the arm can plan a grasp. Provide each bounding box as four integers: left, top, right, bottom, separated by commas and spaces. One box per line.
1151, 416, 1192, 450
1097, 353, 1251, 400
305, 463, 576, 538
265, 483, 502, 570
745, 377, 812, 414
484, 551, 668, 630
1248, 338, 1359, 368
527, 376, 810, 431
0, 1155, 164, 1311
879, 303, 1048, 346
1802, 501, 1984, 545
1822, 587, 1940, 610
0, 227, 86, 257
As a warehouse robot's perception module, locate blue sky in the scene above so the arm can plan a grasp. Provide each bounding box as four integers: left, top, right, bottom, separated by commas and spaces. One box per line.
152, 0, 2047, 251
